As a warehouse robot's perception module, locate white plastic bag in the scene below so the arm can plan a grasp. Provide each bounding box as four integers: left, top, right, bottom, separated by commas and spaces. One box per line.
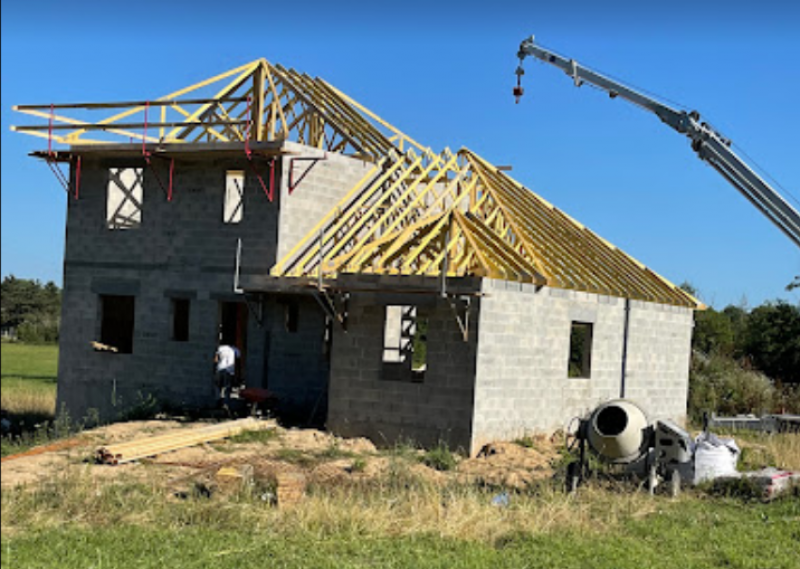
693, 432, 740, 484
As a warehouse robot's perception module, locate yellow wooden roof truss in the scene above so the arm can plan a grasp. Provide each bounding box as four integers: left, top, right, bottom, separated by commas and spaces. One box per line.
12, 59, 699, 308
273, 148, 698, 307
12, 59, 424, 159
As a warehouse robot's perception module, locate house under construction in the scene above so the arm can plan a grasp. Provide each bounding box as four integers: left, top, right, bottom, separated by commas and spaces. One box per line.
13, 59, 700, 455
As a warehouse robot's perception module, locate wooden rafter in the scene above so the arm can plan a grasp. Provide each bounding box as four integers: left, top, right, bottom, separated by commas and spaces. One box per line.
12, 59, 422, 160
272, 147, 699, 308
12, 56, 700, 308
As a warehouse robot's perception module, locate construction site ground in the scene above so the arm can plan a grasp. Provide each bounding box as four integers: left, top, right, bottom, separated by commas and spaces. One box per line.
4, 418, 800, 569
1, 418, 561, 494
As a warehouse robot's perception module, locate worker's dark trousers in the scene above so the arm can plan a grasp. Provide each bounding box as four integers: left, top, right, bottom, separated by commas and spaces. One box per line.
216, 371, 235, 409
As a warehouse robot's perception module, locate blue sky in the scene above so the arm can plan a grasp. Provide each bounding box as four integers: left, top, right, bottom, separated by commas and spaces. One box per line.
2, 0, 798, 308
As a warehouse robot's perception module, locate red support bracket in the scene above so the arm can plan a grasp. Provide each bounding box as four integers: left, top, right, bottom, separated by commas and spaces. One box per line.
141, 101, 176, 201
74, 156, 82, 200
242, 98, 276, 202
245, 157, 276, 202
42, 102, 79, 198
289, 152, 327, 194
45, 158, 70, 193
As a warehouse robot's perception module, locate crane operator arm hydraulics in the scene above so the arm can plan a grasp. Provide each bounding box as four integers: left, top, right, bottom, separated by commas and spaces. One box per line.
514, 35, 800, 249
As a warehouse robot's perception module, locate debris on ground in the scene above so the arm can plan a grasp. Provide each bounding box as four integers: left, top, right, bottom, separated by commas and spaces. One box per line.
743, 468, 800, 501
456, 440, 558, 490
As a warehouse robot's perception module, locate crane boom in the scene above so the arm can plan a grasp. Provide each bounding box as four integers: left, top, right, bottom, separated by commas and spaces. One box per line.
515, 35, 800, 249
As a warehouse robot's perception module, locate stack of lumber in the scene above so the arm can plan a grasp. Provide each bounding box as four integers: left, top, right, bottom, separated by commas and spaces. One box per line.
96, 418, 258, 465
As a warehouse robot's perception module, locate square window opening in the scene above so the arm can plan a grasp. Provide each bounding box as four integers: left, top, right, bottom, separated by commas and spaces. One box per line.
171, 298, 190, 342
382, 305, 428, 382
98, 295, 135, 354
568, 321, 593, 379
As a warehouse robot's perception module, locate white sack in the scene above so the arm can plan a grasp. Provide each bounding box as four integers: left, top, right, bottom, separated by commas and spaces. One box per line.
693, 432, 740, 484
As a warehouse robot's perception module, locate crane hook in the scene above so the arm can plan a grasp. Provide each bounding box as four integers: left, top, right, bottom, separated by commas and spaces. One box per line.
513, 61, 525, 103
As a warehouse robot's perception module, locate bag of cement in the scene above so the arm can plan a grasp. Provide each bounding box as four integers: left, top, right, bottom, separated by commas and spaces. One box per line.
693, 432, 740, 484
742, 468, 800, 501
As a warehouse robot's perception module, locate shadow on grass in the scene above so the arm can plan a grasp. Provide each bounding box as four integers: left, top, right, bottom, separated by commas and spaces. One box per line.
1, 374, 57, 382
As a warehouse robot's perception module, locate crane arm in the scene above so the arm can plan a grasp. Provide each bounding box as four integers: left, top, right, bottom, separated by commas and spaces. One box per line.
515, 35, 800, 249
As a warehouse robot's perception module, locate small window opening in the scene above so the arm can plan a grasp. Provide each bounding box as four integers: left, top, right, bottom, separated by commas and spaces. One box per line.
284, 300, 299, 333
568, 321, 593, 378
171, 298, 190, 342
98, 295, 135, 354
107, 167, 143, 229
382, 305, 428, 382
322, 315, 333, 359
224, 170, 245, 223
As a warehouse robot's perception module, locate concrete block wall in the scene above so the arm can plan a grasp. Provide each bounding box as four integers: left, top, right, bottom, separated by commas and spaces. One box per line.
276, 142, 374, 261
57, 144, 371, 422
327, 293, 479, 451
622, 299, 694, 422
471, 279, 694, 454
262, 294, 331, 423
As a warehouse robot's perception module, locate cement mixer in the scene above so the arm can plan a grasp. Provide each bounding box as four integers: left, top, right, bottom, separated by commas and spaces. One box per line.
566, 399, 693, 495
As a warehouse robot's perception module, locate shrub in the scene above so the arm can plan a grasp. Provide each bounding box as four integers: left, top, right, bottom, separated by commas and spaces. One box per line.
688, 353, 777, 422
350, 458, 367, 473
514, 435, 536, 449
420, 441, 457, 472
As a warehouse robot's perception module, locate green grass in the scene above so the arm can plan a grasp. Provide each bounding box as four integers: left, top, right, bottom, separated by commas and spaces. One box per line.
2, 494, 798, 568
1, 343, 58, 414
1, 342, 59, 378
1, 343, 60, 457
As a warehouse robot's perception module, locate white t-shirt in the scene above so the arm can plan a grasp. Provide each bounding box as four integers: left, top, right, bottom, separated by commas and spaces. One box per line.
216, 345, 240, 374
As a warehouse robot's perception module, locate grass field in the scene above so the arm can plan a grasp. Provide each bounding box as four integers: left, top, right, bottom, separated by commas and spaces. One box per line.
1, 343, 59, 456
2, 343, 799, 568
2, 466, 799, 569
1, 343, 58, 419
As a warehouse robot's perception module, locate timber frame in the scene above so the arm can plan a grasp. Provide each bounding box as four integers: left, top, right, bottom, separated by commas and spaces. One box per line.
12, 59, 425, 159
13, 59, 701, 309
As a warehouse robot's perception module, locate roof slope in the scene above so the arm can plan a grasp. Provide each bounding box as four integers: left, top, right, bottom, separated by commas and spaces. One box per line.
272, 147, 698, 307
12, 59, 424, 159
13, 60, 700, 308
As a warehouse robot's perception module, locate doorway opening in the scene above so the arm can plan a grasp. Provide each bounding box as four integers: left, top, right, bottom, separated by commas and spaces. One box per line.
218, 301, 249, 381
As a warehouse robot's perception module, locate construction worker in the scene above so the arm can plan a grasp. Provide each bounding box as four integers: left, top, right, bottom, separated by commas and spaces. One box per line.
214, 343, 240, 412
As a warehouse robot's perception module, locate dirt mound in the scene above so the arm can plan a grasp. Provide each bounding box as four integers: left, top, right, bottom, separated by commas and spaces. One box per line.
280, 428, 377, 455
457, 439, 558, 490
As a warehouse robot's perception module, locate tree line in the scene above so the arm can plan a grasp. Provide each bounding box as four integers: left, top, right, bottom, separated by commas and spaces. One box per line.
691, 297, 800, 385
0, 276, 61, 343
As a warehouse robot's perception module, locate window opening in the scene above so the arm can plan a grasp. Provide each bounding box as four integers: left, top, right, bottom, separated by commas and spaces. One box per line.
284, 300, 299, 333
107, 167, 143, 229
99, 295, 135, 354
171, 298, 190, 342
382, 305, 428, 382
568, 321, 593, 378
224, 170, 245, 223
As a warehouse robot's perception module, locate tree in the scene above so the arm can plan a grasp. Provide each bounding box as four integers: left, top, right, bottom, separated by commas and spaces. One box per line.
0, 275, 61, 342
693, 308, 736, 356
743, 301, 800, 384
